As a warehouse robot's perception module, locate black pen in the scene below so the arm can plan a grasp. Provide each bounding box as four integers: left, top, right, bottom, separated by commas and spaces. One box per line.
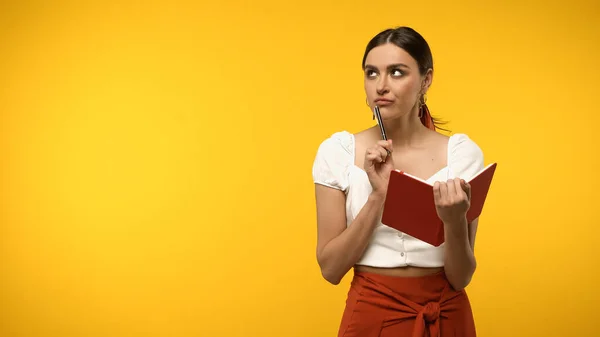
374, 105, 391, 157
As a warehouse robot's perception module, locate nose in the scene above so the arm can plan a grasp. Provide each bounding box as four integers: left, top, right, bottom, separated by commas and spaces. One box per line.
376, 74, 389, 95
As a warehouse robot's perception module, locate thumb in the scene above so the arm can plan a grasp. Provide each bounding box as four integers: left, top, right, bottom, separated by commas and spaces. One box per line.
461, 179, 471, 200
383, 151, 394, 169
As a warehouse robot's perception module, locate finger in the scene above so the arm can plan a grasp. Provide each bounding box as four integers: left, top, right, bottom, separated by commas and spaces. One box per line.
454, 178, 464, 198
458, 179, 470, 205
376, 140, 393, 159
446, 179, 456, 201
366, 150, 383, 164
366, 144, 388, 164
439, 181, 448, 203
377, 146, 389, 162
376, 140, 393, 153
433, 181, 442, 203
464, 181, 471, 200
458, 179, 466, 193
382, 152, 394, 167
367, 151, 383, 164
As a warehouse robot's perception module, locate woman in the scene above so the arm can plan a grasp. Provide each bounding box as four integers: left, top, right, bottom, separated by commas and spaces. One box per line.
312, 26, 484, 337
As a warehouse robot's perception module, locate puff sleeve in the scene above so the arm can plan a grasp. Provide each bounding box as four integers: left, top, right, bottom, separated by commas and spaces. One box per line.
312, 131, 353, 192
448, 134, 485, 181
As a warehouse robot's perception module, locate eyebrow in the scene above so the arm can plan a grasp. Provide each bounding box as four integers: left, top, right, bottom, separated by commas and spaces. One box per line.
364, 63, 410, 70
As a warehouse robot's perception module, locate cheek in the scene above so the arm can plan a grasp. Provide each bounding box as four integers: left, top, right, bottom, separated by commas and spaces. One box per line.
364, 79, 375, 91
393, 82, 419, 102
364, 81, 378, 99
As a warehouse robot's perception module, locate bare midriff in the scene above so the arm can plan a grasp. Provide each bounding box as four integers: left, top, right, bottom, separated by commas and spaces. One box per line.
354, 265, 444, 277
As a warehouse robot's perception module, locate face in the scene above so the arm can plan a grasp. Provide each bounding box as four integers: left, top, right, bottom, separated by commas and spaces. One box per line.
363, 43, 432, 120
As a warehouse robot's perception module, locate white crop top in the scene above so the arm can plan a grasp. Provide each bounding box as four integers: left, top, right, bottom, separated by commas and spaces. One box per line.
312, 130, 485, 268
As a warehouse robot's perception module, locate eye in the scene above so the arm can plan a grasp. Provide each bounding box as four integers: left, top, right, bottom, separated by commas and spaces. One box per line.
365, 69, 377, 78
390, 68, 403, 77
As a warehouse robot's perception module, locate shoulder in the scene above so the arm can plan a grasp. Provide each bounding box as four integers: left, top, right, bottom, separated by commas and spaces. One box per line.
315, 130, 354, 156
449, 133, 483, 159
447, 133, 484, 180
312, 131, 354, 191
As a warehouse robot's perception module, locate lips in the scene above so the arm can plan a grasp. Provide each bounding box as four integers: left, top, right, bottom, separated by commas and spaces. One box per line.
374, 98, 394, 105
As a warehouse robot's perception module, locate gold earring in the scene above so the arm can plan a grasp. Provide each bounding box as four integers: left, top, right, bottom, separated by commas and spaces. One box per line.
418, 93, 427, 118
418, 93, 428, 107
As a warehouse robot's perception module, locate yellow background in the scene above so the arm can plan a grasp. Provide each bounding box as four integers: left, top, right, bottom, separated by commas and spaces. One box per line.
1, 1, 598, 336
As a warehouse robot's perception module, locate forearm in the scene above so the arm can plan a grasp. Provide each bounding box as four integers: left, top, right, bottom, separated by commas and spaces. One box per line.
318, 193, 385, 285
443, 216, 476, 291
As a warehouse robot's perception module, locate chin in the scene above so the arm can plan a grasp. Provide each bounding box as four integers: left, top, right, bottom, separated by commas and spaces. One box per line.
378, 107, 405, 119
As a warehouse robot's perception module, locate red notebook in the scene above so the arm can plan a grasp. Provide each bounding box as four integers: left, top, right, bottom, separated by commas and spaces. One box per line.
381, 162, 497, 247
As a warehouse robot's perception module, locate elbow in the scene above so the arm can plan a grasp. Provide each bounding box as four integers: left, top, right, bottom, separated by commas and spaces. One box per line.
449, 276, 471, 292
320, 265, 343, 285
447, 260, 477, 291
317, 255, 343, 285
322, 270, 342, 285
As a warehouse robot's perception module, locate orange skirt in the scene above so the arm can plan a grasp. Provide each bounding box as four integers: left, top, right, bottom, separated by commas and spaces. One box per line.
337, 270, 476, 337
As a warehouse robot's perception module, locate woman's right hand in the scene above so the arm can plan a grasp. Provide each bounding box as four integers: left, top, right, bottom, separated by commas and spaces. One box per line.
364, 139, 394, 197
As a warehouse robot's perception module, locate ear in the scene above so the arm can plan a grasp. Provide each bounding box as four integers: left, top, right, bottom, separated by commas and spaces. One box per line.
421, 68, 434, 94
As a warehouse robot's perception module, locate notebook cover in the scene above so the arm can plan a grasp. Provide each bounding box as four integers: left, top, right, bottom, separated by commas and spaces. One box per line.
381, 163, 497, 246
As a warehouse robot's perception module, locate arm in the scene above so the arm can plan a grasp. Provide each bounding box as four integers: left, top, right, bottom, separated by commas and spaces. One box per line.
443, 216, 479, 291
312, 134, 393, 285
315, 185, 385, 285
440, 134, 484, 290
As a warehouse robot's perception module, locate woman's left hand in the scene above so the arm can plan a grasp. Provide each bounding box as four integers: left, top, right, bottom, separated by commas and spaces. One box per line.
433, 178, 471, 227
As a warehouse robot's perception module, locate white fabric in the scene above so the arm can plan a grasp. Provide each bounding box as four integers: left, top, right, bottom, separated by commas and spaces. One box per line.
312, 130, 484, 268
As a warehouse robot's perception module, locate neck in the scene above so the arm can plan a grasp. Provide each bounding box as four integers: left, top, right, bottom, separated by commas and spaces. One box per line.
381, 108, 429, 147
